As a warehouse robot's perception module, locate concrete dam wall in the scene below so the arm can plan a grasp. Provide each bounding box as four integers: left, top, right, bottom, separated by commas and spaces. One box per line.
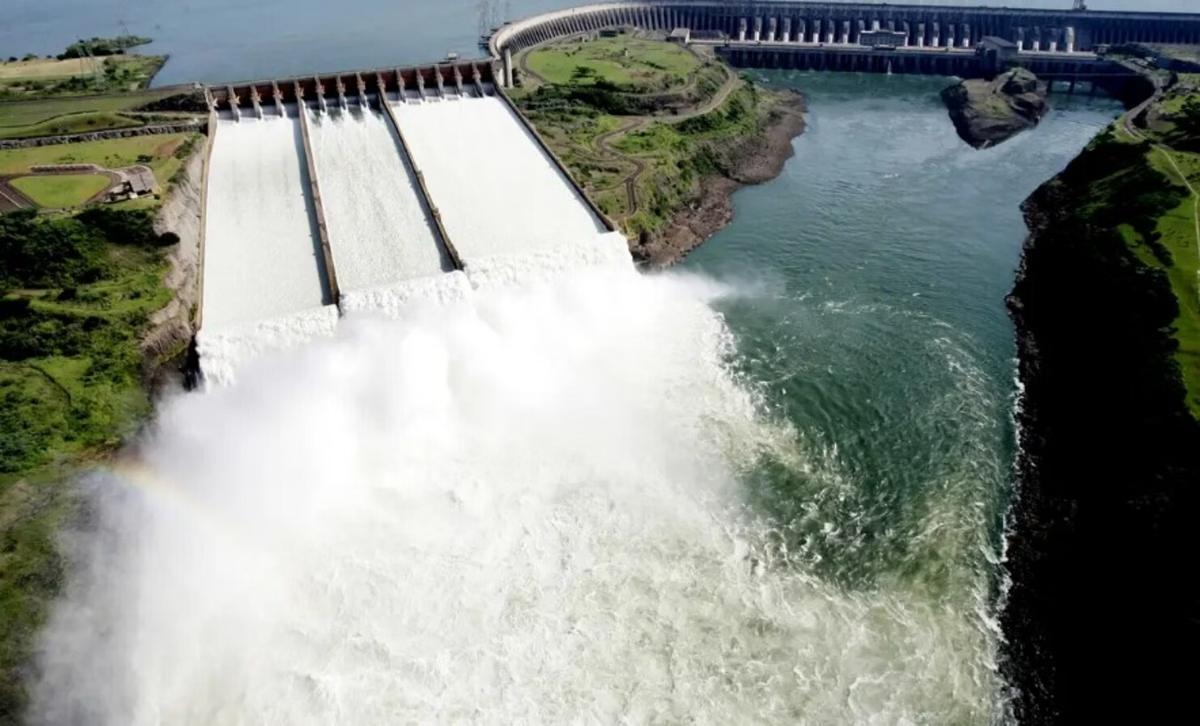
490, 1, 1200, 58
197, 62, 618, 382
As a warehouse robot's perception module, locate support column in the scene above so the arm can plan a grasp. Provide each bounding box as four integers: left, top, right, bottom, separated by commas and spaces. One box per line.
767, 17, 777, 43
917, 23, 926, 48
738, 18, 747, 42
962, 23, 971, 48
753, 17, 762, 42
782, 18, 792, 43
503, 47, 513, 88
1066, 26, 1076, 53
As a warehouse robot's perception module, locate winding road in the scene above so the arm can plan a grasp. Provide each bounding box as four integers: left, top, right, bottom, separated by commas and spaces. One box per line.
515, 37, 740, 218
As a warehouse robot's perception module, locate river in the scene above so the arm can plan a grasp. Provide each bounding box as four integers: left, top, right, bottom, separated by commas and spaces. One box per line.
15, 1, 1129, 723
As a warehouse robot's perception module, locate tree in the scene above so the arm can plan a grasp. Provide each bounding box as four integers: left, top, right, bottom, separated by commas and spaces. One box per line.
1177, 96, 1200, 143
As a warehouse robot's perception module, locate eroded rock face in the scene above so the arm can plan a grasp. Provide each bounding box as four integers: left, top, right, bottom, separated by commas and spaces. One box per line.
941, 68, 1048, 149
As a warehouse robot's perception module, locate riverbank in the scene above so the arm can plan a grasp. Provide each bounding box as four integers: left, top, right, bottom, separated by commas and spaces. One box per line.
511, 35, 806, 267
0, 138, 203, 718
1001, 70, 1200, 721
646, 89, 805, 265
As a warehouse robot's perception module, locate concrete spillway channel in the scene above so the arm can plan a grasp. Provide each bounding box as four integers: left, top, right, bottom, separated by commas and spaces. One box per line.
201, 107, 335, 330
389, 88, 608, 266
304, 94, 459, 305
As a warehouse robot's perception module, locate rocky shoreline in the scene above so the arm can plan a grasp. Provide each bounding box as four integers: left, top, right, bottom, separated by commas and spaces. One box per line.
1002, 134, 1200, 722
631, 90, 807, 267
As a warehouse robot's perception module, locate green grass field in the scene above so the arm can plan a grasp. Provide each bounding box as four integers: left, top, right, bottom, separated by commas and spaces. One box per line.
0, 111, 143, 140
10, 174, 113, 208
1148, 148, 1200, 417
526, 36, 701, 91
0, 55, 164, 99
0, 89, 175, 137
0, 132, 193, 183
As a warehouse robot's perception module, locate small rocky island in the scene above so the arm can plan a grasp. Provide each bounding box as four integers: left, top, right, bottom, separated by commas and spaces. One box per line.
942, 68, 1049, 149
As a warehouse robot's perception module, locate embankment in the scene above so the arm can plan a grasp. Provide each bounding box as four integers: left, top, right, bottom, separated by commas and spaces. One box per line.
145, 134, 207, 379
1002, 131, 1200, 721
643, 89, 806, 266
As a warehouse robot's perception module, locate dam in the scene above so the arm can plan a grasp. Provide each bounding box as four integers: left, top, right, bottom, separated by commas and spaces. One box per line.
194, 1, 1200, 381
197, 61, 619, 379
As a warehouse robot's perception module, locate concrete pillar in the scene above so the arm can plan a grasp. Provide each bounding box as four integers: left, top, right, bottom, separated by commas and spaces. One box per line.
873, 19, 881, 31
782, 18, 792, 43
932, 22, 940, 48
962, 23, 971, 48
902, 21, 911, 47
842, 20, 851, 45
1032, 27, 1041, 52
1066, 26, 1076, 53
917, 23, 926, 48
738, 18, 747, 42
768, 17, 777, 42
1049, 29, 1059, 54
753, 17, 762, 42
503, 46, 513, 88
812, 19, 821, 44
797, 19, 806, 44
826, 18, 835, 45
947, 25, 956, 50
1017, 27, 1025, 52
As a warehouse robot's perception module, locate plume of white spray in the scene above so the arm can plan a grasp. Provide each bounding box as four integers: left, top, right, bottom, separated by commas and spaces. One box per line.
32, 256, 1001, 724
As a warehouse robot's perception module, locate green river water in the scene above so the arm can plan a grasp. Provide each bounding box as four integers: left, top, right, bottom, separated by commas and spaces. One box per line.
683, 71, 1122, 716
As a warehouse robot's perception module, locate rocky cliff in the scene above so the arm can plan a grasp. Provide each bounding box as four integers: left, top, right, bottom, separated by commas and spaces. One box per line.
145, 135, 206, 380
942, 68, 1048, 149
1002, 132, 1200, 722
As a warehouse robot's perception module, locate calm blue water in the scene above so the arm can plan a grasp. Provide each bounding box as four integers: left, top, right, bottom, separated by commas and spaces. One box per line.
0, 0, 1193, 86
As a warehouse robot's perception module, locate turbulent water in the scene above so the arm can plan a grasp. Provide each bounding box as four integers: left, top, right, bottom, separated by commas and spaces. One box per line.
31, 74, 1121, 724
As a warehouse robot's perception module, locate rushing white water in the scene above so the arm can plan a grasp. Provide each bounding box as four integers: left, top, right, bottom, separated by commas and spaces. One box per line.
32, 241, 1001, 724
202, 111, 328, 329
307, 104, 451, 290
391, 95, 607, 263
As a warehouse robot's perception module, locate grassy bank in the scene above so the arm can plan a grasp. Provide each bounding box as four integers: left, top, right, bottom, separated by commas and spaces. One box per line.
512, 34, 799, 250
0, 202, 183, 717
1001, 78, 1200, 721
1104, 75, 1200, 418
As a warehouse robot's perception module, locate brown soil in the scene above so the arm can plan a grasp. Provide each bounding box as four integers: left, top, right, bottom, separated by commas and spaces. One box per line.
631, 89, 808, 267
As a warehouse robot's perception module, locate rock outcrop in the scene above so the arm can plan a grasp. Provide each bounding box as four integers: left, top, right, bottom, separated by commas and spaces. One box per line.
941, 68, 1048, 149
145, 136, 206, 379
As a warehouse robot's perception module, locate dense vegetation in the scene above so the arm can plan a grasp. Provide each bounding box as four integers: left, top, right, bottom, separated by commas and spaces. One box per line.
1002, 127, 1200, 722
59, 35, 152, 60
0, 207, 175, 718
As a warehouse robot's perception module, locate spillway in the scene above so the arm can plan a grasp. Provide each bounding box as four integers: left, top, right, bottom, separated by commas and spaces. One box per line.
306, 105, 451, 292
201, 111, 330, 330
390, 94, 606, 264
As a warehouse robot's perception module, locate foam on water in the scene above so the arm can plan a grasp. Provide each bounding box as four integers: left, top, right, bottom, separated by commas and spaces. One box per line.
32, 240, 1003, 723
339, 271, 473, 319
391, 95, 606, 263
306, 105, 450, 289
202, 112, 328, 329
196, 304, 339, 387
463, 230, 632, 290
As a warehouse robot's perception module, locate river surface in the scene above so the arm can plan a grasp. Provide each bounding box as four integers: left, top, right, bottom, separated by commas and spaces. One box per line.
0, 0, 1193, 86
684, 72, 1121, 716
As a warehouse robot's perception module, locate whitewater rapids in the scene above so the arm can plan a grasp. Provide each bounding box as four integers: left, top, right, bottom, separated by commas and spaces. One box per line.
31, 255, 1002, 724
